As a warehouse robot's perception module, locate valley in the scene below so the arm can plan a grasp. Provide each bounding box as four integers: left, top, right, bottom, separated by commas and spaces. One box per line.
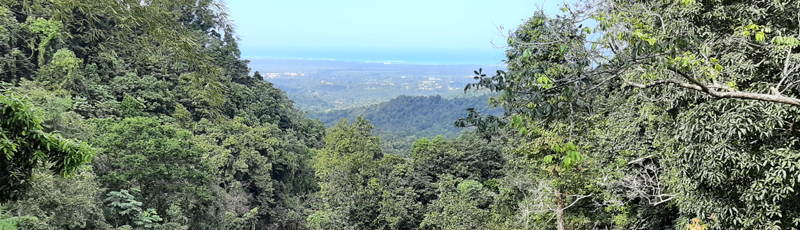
249, 58, 504, 111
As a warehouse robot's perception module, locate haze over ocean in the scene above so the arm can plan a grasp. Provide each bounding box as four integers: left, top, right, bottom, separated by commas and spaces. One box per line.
226, 0, 567, 65
243, 47, 505, 65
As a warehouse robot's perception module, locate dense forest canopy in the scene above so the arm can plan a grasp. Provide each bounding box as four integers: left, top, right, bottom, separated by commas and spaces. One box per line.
1, 0, 323, 228
1, 0, 799, 230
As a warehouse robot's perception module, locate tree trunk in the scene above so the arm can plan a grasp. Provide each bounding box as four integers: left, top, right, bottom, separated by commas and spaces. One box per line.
555, 188, 566, 230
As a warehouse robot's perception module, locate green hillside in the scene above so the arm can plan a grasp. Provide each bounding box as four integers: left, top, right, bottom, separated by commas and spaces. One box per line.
310, 94, 502, 137
308, 94, 502, 156
0, 1, 323, 229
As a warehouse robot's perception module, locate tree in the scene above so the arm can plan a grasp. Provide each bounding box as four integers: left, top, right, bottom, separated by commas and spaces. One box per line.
461, 11, 600, 229
105, 189, 163, 229
193, 116, 318, 229
598, 0, 800, 106
2, 0, 330, 228
0, 91, 93, 201
308, 116, 426, 230
90, 117, 212, 228
9, 168, 110, 229
312, 94, 502, 139
592, 1, 800, 228
408, 133, 505, 206
0, 0, 232, 101
0, 204, 38, 230
463, 0, 800, 228
420, 176, 495, 230
308, 116, 383, 229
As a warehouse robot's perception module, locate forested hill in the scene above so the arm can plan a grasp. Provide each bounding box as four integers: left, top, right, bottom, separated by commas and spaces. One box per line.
308, 94, 503, 137
307, 94, 502, 156
0, 1, 324, 229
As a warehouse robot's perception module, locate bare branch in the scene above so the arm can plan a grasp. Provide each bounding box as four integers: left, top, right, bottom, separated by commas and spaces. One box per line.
670, 68, 800, 106
513, 40, 565, 46
614, 163, 676, 206
627, 154, 654, 165
778, 48, 793, 91
560, 194, 593, 211
621, 68, 800, 106
622, 78, 703, 91
650, 196, 675, 206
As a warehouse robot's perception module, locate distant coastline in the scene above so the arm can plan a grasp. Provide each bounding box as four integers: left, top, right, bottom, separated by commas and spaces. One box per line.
238, 47, 507, 66
242, 56, 506, 66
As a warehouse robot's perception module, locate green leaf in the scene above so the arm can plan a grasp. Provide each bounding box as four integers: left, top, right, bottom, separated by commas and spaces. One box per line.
562, 157, 572, 169
543, 155, 554, 164
565, 143, 576, 151
518, 127, 528, 136
727, 81, 737, 89
756, 32, 766, 42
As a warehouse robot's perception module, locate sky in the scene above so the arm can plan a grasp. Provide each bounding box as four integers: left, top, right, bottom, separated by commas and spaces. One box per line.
226, 0, 566, 65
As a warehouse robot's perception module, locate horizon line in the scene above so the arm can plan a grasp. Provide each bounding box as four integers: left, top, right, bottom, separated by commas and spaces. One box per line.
243, 56, 507, 66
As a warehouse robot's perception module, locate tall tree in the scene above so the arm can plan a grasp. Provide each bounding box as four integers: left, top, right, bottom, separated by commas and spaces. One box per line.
462, 10, 600, 229
308, 116, 383, 229
308, 116, 425, 230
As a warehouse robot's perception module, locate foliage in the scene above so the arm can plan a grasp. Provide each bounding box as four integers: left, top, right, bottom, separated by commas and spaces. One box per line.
0, 204, 37, 230
408, 133, 505, 205
1, 0, 326, 228
460, 0, 800, 229
306, 116, 508, 229
308, 116, 385, 229
311, 94, 502, 156
90, 117, 216, 228
105, 190, 163, 229
307, 117, 427, 230
595, 1, 800, 228
193, 116, 318, 228
419, 176, 496, 230
4, 0, 800, 229
0, 91, 94, 201
8, 168, 109, 229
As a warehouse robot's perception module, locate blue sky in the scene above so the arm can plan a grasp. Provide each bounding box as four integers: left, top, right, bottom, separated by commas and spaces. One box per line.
226, 0, 566, 65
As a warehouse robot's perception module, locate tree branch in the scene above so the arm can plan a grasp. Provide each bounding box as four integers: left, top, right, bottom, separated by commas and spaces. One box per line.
778, 48, 793, 91
621, 68, 800, 106
560, 194, 592, 211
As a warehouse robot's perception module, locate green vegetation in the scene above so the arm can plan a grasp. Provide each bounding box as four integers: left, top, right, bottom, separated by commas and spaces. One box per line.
1, 92, 93, 201
311, 94, 501, 136
457, 0, 800, 229
309, 94, 502, 156
0, 0, 322, 229
1, 0, 800, 230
